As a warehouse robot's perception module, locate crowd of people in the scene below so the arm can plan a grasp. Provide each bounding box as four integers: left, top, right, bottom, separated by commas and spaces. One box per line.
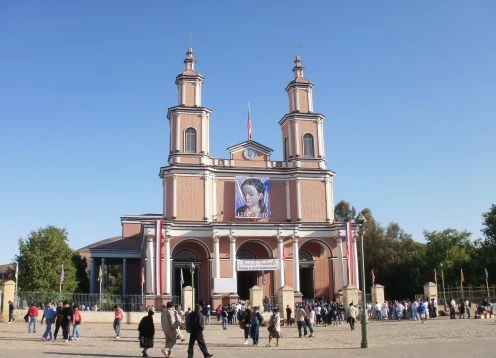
10, 296, 494, 357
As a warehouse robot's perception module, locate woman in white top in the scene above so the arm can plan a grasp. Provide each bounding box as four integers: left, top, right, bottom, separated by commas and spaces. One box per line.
266, 308, 281, 347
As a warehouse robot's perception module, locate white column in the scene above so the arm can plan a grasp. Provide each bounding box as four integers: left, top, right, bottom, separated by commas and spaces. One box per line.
181, 82, 185, 105
212, 176, 217, 221
292, 236, 300, 293
145, 235, 155, 294
288, 121, 293, 157
277, 236, 285, 288
203, 173, 209, 220
176, 114, 181, 152
195, 80, 200, 106
285, 180, 291, 221
353, 234, 360, 290
317, 117, 324, 157
213, 236, 220, 279
296, 179, 301, 220
324, 177, 332, 221
294, 89, 300, 112
336, 237, 345, 290
294, 122, 300, 157
165, 236, 171, 295
201, 113, 206, 154
172, 175, 177, 219
308, 88, 313, 112
230, 235, 237, 278
163, 177, 167, 218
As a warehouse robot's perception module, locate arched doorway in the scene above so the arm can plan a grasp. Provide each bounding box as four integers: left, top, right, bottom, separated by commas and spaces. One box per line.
236, 250, 257, 300
299, 249, 314, 299
173, 249, 199, 305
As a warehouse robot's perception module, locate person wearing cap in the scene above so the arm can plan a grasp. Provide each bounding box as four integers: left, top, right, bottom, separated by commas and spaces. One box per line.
138, 310, 155, 357
266, 308, 281, 347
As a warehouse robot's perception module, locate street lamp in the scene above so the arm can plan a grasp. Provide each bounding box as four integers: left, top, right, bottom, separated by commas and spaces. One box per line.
356, 213, 368, 349
190, 263, 195, 310
440, 263, 447, 313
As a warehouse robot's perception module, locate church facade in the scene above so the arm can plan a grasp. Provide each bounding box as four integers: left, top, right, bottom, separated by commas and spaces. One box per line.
83, 49, 359, 307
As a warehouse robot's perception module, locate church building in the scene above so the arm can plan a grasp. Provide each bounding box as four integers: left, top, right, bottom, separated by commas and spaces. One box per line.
82, 48, 359, 307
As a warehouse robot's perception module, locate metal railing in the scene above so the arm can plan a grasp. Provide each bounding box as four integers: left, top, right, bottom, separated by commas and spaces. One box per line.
16, 292, 147, 312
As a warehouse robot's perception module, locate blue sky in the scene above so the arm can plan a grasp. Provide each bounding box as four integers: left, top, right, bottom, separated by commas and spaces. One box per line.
1, 1, 495, 264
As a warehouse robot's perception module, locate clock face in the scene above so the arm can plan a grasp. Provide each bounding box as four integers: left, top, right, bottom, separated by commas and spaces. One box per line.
244, 148, 256, 159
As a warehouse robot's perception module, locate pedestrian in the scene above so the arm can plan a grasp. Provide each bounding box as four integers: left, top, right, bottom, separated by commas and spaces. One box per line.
161, 302, 179, 358
53, 300, 63, 340
138, 309, 155, 358
113, 304, 124, 338
221, 307, 228, 330
295, 305, 307, 338
41, 301, 56, 341
241, 308, 251, 345
61, 300, 73, 342
305, 304, 315, 337
285, 305, 293, 326
346, 302, 357, 330
266, 308, 281, 347
174, 304, 186, 342
8, 301, 15, 323
249, 306, 264, 346
71, 304, 82, 340
186, 304, 213, 358
204, 305, 211, 324
27, 302, 39, 333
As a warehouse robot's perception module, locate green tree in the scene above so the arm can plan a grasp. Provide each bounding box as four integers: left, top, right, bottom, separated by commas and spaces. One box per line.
474, 203, 496, 283
423, 229, 475, 286
17, 226, 78, 292
334, 200, 356, 222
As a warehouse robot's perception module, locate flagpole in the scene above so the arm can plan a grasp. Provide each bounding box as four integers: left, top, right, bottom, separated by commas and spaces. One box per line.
460, 269, 464, 299
14, 261, 19, 307
485, 268, 490, 298
59, 264, 63, 294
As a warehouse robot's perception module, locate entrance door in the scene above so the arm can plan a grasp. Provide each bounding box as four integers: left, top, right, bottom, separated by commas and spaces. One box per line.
299, 266, 314, 299
237, 271, 257, 300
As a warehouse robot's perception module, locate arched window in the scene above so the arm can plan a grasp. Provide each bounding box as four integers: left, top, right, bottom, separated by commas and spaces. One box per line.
237, 250, 256, 259
174, 249, 198, 262
303, 133, 314, 158
299, 249, 313, 262
185, 127, 196, 153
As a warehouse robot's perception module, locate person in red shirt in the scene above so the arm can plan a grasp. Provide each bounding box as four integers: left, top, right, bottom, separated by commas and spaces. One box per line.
28, 303, 39, 333
113, 304, 124, 338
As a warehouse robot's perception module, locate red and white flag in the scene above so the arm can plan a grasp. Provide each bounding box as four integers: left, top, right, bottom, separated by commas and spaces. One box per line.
371, 269, 375, 286
247, 106, 252, 140
434, 269, 438, 285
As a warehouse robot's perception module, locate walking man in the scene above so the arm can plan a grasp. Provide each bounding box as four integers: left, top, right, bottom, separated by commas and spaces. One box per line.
186, 304, 213, 358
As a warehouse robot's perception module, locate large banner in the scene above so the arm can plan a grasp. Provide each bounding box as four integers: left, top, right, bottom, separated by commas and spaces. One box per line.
237, 259, 279, 271
235, 176, 270, 218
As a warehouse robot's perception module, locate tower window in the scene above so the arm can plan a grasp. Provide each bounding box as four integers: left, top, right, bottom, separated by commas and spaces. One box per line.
303, 133, 315, 158
185, 127, 197, 153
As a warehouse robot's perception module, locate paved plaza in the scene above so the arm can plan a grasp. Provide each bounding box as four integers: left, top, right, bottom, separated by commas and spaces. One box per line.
0, 317, 495, 358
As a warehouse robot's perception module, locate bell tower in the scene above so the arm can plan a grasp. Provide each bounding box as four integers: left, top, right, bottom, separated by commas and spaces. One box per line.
279, 56, 326, 169
167, 48, 212, 165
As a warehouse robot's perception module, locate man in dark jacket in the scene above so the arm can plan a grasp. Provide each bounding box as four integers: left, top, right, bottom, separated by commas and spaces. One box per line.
186, 304, 213, 358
